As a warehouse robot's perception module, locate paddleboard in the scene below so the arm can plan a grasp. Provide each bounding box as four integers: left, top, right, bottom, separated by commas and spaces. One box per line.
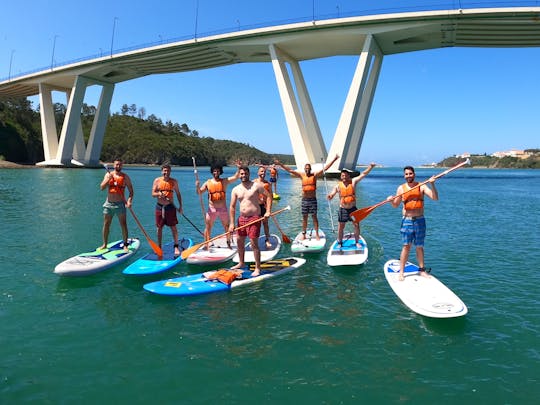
143, 257, 306, 296
232, 234, 281, 263
327, 233, 368, 266
54, 238, 140, 276
291, 228, 326, 254
383, 259, 468, 318
273, 193, 281, 200
122, 238, 193, 275
186, 233, 238, 265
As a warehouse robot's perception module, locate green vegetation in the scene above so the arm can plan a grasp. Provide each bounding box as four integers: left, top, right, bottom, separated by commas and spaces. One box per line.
0, 98, 294, 166
440, 150, 540, 169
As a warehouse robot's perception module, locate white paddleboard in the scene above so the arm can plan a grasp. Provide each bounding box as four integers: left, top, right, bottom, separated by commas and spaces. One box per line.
383, 259, 468, 318
54, 238, 140, 276
327, 233, 368, 266
232, 234, 281, 263
186, 233, 238, 265
291, 229, 326, 253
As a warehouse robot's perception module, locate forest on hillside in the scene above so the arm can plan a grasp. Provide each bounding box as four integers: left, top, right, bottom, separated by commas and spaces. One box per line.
0, 98, 293, 166
440, 151, 540, 169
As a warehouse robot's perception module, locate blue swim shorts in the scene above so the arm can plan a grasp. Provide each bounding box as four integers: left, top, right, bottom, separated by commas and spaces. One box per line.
400, 216, 426, 247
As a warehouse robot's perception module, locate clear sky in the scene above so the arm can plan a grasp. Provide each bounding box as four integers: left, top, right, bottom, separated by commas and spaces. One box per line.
2, 1, 538, 166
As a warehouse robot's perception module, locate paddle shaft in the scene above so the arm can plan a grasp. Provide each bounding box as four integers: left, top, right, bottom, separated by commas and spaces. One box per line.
102, 164, 163, 257
352, 159, 470, 222
192, 157, 207, 221
271, 216, 291, 244
181, 205, 291, 259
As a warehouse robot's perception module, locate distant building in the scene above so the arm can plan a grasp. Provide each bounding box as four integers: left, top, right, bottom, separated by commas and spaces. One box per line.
491, 149, 528, 159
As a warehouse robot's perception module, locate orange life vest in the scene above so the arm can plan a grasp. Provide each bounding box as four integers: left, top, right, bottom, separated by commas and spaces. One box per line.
208, 179, 225, 201
302, 174, 316, 192
270, 167, 277, 178
258, 181, 271, 204
401, 183, 424, 210
338, 182, 356, 205
158, 178, 174, 200
108, 173, 125, 196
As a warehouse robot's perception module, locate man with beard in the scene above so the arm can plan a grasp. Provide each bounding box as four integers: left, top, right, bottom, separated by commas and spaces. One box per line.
229, 166, 272, 277
388, 166, 438, 281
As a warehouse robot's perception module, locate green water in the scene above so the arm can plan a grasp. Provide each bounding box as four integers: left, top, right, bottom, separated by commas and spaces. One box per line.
1, 166, 539, 404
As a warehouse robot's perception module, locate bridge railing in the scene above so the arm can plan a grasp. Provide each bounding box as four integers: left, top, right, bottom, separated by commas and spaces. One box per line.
2, 1, 539, 83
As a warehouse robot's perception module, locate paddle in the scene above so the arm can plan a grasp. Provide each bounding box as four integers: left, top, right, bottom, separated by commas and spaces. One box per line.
182, 213, 205, 237
192, 157, 207, 221
271, 216, 291, 244
102, 164, 163, 257
350, 159, 470, 223
181, 205, 291, 259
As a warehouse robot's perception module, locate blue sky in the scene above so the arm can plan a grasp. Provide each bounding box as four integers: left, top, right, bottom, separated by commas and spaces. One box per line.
2, 1, 538, 166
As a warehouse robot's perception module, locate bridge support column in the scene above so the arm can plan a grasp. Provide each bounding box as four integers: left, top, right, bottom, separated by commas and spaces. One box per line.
269, 44, 327, 169
37, 76, 114, 167
327, 34, 383, 170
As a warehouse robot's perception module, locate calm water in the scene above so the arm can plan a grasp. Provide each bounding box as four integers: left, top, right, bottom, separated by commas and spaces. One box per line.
1, 165, 539, 404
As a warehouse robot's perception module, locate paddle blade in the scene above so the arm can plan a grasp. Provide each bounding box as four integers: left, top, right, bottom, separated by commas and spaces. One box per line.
351, 206, 375, 223
282, 234, 292, 244
149, 240, 163, 258
181, 243, 201, 260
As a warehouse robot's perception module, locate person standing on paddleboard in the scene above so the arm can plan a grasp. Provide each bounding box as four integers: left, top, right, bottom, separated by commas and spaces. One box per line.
255, 166, 273, 249
388, 166, 438, 281
99, 159, 134, 252
327, 163, 376, 248
275, 154, 339, 240
269, 164, 278, 196
196, 161, 241, 247
229, 166, 272, 277
151, 163, 184, 257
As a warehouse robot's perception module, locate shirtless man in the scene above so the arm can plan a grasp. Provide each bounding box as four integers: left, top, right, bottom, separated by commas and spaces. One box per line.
229, 166, 272, 277
275, 154, 339, 240
388, 166, 438, 281
254, 166, 273, 249
196, 162, 240, 246
151, 164, 183, 256
99, 159, 134, 252
327, 163, 376, 248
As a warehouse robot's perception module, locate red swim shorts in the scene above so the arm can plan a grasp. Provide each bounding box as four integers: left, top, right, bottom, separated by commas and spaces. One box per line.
237, 215, 261, 239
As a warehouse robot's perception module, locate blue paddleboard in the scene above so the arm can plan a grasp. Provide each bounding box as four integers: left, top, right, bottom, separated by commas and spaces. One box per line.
123, 238, 192, 275
143, 257, 305, 296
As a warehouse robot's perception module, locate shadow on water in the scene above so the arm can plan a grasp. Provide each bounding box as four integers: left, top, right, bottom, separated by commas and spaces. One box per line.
421, 315, 468, 335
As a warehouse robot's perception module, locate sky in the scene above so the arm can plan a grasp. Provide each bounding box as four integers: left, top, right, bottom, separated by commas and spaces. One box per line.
1, 0, 539, 167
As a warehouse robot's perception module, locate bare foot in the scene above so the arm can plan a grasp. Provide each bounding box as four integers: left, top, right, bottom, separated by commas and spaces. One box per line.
230, 263, 245, 270
355, 242, 362, 249
174, 248, 181, 256
399, 273, 405, 281
251, 269, 261, 277
98, 244, 107, 251
300, 232, 306, 240
419, 271, 431, 279
315, 232, 320, 241
265, 239, 272, 249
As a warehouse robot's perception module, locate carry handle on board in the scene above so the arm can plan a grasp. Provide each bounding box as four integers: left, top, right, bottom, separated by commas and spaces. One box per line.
350, 159, 470, 223
181, 205, 291, 259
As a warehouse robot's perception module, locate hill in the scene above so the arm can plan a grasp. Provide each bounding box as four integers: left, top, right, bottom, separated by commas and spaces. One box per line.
439, 151, 540, 169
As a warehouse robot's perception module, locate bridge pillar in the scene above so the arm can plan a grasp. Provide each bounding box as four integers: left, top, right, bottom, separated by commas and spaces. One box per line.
270, 35, 383, 172
37, 76, 114, 167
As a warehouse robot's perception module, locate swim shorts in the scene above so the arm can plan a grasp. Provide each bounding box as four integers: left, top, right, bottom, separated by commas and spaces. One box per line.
301, 197, 318, 215
155, 203, 178, 227
206, 205, 229, 224
269, 177, 276, 183
400, 216, 426, 247
338, 206, 357, 223
237, 215, 261, 239
103, 200, 126, 216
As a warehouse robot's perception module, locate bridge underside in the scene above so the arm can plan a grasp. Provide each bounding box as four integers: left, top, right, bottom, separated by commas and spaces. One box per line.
1, 7, 539, 168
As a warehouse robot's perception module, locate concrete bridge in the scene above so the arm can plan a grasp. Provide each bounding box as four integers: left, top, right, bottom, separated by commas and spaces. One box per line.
1, 6, 540, 169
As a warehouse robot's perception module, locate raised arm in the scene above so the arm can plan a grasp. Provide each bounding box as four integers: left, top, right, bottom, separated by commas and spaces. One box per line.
352, 163, 376, 186
274, 159, 301, 178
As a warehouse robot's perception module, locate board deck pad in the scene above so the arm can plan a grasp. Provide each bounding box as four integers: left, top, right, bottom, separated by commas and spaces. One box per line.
54, 238, 140, 276
291, 229, 326, 253
186, 233, 238, 265
384, 259, 468, 318
143, 257, 305, 296
122, 238, 192, 275
327, 233, 368, 266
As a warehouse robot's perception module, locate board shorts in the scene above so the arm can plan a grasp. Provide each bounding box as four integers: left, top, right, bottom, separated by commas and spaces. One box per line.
206, 205, 229, 224
338, 206, 357, 223
301, 197, 318, 215
103, 200, 126, 216
400, 216, 426, 247
237, 215, 261, 239
269, 177, 276, 183
155, 203, 178, 227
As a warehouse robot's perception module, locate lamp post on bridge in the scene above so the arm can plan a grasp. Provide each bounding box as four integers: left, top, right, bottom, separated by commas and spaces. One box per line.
8, 49, 15, 80
110, 17, 119, 56
51, 35, 58, 70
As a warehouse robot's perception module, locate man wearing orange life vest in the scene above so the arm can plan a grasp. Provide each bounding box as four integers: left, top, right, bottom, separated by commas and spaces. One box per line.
229, 166, 272, 276
196, 162, 240, 246
99, 159, 134, 252
327, 163, 376, 248
151, 164, 184, 256
254, 166, 273, 249
275, 154, 339, 240
388, 166, 438, 281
